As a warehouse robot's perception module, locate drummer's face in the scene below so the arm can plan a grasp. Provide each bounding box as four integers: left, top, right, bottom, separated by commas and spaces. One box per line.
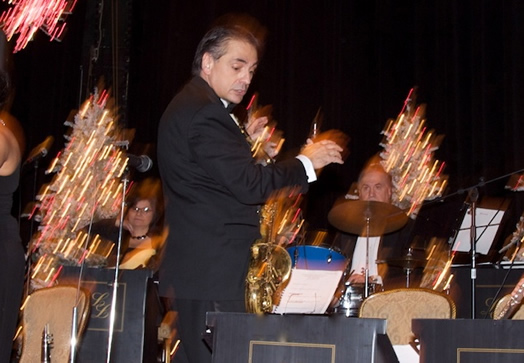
358, 169, 392, 203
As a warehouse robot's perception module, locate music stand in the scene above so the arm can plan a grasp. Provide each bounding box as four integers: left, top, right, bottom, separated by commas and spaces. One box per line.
452, 204, 506, 256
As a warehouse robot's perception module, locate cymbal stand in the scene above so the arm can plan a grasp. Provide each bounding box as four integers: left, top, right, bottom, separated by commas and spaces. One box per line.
405, 248, 414, 288
364, 210, 371, 298
469, 187, 479, 319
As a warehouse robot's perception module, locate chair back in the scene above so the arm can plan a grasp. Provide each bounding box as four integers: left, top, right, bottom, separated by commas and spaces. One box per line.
359, 288, 456, 345
19, 285, 90, 363
493, 294, 524, 319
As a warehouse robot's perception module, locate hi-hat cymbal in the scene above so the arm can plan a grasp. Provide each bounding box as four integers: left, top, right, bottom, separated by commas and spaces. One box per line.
377, 256, 426, 269
328, 199, 408, 236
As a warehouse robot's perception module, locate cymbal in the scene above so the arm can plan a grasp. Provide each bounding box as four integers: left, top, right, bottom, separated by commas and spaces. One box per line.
327, 200, 408, 236
377, 256, 426, 269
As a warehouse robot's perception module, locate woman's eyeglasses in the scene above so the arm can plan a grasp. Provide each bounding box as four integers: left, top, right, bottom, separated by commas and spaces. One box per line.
131, 206, 152, 214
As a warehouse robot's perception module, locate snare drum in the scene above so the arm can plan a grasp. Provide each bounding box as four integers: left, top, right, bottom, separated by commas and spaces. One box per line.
287, 245, 347, 271
330, 282, 382, 317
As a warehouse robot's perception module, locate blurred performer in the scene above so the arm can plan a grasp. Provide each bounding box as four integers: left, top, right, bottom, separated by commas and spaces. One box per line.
86, 177, 165, 271
0, 68, 26, 360
334, 159, 415, 289
157, 14, 345, 363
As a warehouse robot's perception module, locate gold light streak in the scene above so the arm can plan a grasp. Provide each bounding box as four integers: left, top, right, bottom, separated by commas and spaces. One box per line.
46, 153, 61, 174
31, 256, 46, 279
104, 120, 114, 136
403, 123, 414, 139
101, 144, 112, 160
100, 185, 114, 207
79, 100, 90, 118
59, 237, 72, 255
56, 173, 70, 194
78, 173, 94, 200
61, 149, 73, 170
52, 237, 65, 254
43, 267, 57, 285
111, 184, 124, 210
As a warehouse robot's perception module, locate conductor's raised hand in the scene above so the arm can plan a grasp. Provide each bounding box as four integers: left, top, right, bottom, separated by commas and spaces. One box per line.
300, 139, 344, 169
245, 116, 268, 141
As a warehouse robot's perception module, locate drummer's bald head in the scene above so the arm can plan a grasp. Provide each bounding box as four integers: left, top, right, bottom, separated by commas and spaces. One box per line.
357, 162, 392, 203
358, 162, 391, 183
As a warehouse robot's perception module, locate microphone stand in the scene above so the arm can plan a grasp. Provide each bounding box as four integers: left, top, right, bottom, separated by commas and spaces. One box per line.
70, 188, 103, 362
106, 170, 130, 362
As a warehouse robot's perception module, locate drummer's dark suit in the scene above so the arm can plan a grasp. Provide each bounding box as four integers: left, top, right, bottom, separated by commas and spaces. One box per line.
157, 76, 310, 362
333, 218, 417, 289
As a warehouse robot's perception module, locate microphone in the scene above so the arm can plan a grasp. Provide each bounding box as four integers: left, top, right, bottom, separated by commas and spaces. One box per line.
24, 136, 54, 165
126, 154, 153, 172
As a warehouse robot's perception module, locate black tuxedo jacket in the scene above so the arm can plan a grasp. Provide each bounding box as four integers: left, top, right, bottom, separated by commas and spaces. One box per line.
157, 76, 309, 300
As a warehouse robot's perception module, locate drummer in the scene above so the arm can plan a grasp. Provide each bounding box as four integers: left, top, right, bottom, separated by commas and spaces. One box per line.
333, 158, 417, 289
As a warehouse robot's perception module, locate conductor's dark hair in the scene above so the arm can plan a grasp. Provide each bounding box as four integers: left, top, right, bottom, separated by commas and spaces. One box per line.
191, 13, 266, 76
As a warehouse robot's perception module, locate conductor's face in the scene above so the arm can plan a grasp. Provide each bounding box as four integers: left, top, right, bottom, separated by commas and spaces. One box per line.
202, 39, 258, 104
358, 169, 392, 203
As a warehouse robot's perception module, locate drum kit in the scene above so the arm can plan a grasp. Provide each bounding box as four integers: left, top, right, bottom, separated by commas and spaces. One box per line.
286, 199, 425, 317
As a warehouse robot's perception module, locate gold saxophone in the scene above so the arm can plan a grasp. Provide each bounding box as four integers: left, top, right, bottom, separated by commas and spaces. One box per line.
245, 187, 305, 313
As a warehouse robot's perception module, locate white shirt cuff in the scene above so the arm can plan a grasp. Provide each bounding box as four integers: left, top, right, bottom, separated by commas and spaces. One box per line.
296, 154, 317, 183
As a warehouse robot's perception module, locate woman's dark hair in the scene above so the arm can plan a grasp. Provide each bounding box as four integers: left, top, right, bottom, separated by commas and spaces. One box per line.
125, 178, 164, 236
191, 13, 266, 76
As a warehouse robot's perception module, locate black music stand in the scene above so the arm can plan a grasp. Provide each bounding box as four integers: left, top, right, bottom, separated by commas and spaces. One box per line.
413, 319, 524, 363
59, 267, 161, 362
205, 312, 398, 363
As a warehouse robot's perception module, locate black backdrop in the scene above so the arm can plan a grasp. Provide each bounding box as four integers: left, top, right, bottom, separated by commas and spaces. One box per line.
5, 0, 524, 246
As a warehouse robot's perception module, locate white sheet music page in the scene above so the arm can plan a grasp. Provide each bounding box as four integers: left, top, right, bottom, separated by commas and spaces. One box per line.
452, 207, 505, 255
273, 269, 343, 314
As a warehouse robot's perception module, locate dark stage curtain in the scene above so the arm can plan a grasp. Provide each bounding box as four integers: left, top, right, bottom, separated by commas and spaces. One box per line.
6, 0, 524, 242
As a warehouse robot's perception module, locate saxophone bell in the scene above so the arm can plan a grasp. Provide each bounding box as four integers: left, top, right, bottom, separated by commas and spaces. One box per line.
245, 187, 303, 313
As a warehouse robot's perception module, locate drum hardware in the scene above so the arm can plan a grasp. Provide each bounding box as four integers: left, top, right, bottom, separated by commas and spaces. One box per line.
329, 267, 383, 317
41, 324, 53, 363
377, 248, 426, 287
328, 199, 408, 297
364, 213, 373, 297
378, 256, 425, 269
331, 282, 383, 317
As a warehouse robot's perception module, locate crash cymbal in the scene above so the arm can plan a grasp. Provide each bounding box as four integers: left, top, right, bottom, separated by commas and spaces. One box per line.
376, 256, 426, 269
327, 199, 408, 236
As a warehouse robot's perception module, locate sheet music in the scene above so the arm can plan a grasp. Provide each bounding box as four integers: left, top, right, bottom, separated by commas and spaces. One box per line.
452, 207, 505, 255
273, 269, 343, 314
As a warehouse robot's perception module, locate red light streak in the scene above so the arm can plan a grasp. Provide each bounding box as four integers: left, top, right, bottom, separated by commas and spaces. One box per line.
0, 0, 78, 52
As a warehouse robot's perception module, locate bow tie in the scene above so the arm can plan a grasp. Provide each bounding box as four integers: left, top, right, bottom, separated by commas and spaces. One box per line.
225, 102, 236, 113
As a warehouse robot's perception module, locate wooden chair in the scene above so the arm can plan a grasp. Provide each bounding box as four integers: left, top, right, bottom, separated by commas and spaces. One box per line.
359, 288, 456, 345
493, 294, 524, 319
19, 285, 90, 363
